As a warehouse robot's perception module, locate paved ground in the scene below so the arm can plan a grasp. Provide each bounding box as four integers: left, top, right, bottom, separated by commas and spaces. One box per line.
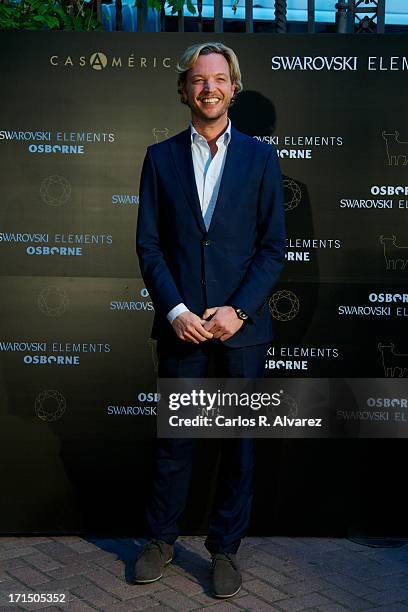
0, 536, 408, 611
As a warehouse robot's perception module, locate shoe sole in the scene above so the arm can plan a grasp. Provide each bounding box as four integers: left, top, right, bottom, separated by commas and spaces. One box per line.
133, 556, 173, 584
212, 584, 242, 598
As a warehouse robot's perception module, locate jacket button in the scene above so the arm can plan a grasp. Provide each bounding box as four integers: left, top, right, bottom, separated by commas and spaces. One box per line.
201, 279, 206, 286
204, 240, 211, 246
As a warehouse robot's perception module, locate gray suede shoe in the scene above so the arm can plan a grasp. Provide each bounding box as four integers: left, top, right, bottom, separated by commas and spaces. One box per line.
133, 539, 173, 583
210, 553, 242, 598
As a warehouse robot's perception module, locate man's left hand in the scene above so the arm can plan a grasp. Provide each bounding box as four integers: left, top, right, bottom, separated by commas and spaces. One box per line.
202, 306, 244, 341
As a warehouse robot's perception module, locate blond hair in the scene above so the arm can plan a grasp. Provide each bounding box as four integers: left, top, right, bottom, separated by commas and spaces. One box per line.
176, 41, 243, 105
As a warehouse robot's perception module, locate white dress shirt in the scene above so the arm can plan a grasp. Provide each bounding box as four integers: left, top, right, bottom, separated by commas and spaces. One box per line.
167, 119, 231, 324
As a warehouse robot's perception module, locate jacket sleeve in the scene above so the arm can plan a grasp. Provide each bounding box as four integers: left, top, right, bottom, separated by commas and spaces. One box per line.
227, 146, 286, 319
136, 147, 184, 317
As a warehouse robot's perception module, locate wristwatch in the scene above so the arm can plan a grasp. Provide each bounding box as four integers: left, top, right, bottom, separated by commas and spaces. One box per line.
232, 306, 249, 321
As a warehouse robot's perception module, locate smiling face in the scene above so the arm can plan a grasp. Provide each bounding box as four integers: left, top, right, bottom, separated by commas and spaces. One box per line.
181, 52, 236, 125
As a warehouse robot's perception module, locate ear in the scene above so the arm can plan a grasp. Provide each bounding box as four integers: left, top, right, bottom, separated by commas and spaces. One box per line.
178, 81, 187, 104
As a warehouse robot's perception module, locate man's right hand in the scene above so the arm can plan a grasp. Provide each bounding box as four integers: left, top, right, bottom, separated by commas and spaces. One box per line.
172, 311, 214, 344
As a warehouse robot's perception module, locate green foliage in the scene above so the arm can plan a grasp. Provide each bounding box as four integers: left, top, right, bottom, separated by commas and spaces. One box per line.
144, 0, 239, 17
142, 0, 196, 16
0, 0, 103, 30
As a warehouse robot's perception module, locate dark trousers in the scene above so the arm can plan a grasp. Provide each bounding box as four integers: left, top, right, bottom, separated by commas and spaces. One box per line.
145, 338, 269, 555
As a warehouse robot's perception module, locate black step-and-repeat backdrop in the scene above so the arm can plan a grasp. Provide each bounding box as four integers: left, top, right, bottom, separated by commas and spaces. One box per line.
1, 32, 407, 535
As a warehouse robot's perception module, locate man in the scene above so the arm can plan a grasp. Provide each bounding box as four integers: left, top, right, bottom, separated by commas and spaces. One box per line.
135, 41, 285, 598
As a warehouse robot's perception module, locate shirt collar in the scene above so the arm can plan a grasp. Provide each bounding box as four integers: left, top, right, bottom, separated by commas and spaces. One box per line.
190, 118, 231, 146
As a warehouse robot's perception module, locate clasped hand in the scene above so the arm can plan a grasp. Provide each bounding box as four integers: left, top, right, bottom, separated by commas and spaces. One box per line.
172, 306, 244, 344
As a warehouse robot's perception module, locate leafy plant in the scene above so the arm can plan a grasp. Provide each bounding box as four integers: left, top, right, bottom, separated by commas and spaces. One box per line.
145, 0, 240, 18
145, 0, 195, 15
0, 0, 103, 30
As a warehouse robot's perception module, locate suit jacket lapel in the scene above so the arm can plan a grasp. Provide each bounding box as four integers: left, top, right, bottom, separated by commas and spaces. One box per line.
169, 128, 207, 234
168, 124, 249, 235
207, 126, 249, 233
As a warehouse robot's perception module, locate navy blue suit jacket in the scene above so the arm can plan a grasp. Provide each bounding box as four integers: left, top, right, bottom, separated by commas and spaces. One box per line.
136, 123, 286, 348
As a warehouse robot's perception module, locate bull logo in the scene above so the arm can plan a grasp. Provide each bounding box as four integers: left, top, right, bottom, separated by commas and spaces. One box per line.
380, 235, 408, 271
378, 343, 408, 377
382, 130, 408, 166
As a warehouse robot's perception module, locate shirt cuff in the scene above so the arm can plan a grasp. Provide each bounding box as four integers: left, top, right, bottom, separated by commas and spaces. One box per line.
167, 303, 189, 324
